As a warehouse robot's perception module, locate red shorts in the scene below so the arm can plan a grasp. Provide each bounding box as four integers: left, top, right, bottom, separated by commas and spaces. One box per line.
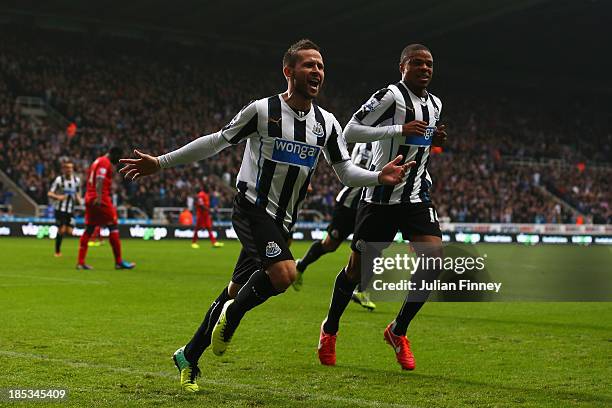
196, 213, 212, 229
85, 200, 118, 226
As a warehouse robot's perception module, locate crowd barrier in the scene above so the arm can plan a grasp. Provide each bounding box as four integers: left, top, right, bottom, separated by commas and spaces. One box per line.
1, 220, 610, 245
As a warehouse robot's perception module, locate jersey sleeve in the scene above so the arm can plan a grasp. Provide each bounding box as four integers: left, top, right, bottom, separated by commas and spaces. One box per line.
49, 177, 61, 193
350, 144, 361, 163
353, 88, 397, 127
322, 117, 350, 165
220, 101, 259, 144
431, 94, 443, 124
352, 143, 373, 169
76, 177, 82, 194
332, 160, 379, 187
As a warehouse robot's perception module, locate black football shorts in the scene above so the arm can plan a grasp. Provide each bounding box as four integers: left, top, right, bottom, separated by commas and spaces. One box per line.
231, 194, 293, 285
55, 211, 75, 228
326, 204, 357, 242
351, 201, 442, 253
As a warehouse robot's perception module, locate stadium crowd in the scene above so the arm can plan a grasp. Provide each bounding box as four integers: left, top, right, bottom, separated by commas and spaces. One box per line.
0, 28, 610, 224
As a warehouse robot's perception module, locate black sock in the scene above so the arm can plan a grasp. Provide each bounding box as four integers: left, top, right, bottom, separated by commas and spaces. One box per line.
55, 233, 63, 253
224, 269, 280, 338
392, 254, 441, 336
184, 287, 230, 364
298, 240, 327, 273
392, 301, 425, 336
323, 268, 358, 334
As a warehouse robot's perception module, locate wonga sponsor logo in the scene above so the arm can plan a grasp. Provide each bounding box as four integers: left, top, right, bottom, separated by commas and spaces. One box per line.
271, 139, 320, 168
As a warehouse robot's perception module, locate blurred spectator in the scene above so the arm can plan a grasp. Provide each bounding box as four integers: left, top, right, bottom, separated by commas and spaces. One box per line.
178, 208, 193, 226
0, 27, 609, 224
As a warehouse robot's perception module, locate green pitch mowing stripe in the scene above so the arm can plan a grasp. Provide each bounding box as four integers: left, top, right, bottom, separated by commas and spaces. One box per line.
0, 238, 610, 407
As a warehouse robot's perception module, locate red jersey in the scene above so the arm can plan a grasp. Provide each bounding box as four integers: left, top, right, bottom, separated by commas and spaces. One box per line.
85, 156, 113, 202
195, 191, 210, 217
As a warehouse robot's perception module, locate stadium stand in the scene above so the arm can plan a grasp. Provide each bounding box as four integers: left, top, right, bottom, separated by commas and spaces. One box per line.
0, 28, 610, 224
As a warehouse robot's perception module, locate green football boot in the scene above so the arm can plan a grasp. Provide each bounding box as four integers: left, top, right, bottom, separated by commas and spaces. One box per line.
172, 346, 200, 392
351, 290, 376, 311
211, 299, 235, 356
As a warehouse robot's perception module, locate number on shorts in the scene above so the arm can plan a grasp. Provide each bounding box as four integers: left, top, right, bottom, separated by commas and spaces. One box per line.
429, 208, 439, 223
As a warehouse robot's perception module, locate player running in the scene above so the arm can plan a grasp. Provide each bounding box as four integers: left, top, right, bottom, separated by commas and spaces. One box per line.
77, 147, 135, 270
48, 160, 82, 257
317, 44, 448, 370
191, 184, 223, 249
119, 39, 413, 392
293, 142, 377, 311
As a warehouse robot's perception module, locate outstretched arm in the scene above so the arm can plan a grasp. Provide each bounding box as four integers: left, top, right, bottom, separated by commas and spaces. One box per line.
158, 132, 230, 168
119, 132, 229, 180
120, 101, 259, 181
332, 156, 415, 187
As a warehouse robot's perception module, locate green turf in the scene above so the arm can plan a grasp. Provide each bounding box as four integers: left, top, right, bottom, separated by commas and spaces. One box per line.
0, 238, 610, 407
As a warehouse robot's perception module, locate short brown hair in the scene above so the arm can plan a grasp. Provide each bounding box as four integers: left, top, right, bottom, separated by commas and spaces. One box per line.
400, 44, 431, 64
283, 39, 320, 67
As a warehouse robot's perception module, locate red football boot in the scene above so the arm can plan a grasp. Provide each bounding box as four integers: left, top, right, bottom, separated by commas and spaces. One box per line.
317, 322, 337, 366
384, 323, 416, 370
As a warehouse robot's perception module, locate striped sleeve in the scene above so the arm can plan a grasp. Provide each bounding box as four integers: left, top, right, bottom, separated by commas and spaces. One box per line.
350, 143, 361, 163
353, 88, 396, 127
352, 143, 373, 169
220, 101, 259, 144
323, 117, 350, 165
430, 94, 443, 123
49, 176, 61, 193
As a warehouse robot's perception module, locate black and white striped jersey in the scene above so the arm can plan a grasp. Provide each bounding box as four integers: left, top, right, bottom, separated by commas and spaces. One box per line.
50, 175, 81, 213
221, 94, 350, 231
335, 142, 373, 209
349, 81, 442, 205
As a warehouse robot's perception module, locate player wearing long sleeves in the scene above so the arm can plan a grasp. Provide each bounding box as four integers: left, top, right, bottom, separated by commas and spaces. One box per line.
318, 44, 448, 371
119, 39, 413, 392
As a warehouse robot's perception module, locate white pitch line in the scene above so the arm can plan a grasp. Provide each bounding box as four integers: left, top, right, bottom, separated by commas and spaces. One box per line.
0, 350, 409, 408
0, 274, 108, 285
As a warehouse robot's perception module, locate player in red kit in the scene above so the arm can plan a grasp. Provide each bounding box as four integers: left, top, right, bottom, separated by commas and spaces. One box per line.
77, 147, 135, 270
192, 185, 224, 249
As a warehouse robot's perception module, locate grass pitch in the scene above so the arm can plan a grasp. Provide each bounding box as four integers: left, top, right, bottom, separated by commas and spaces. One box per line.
0, 237, 611, 407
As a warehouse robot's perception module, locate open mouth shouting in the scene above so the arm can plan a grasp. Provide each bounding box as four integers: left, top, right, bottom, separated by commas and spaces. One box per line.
307, 76, 321, 93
